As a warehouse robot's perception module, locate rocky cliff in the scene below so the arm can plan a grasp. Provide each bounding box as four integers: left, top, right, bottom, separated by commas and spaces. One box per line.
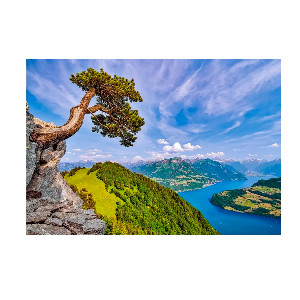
26, 105, 106, 235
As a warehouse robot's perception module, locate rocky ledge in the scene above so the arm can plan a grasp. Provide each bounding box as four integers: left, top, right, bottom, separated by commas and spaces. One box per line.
26, 105, 106, 235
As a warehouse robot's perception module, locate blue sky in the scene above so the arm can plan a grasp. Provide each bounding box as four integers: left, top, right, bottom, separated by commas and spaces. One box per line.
26, 59, 281, 163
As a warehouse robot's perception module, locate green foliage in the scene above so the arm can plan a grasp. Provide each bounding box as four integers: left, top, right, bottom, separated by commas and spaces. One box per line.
211, 189, 249, 211
95, 162, 219, 235
79, 188, 96, 210
253, 207, 271, 215
250, 189, 281, 200
87, 162, 102, 175
252, 177, 281, 189
69, 184, 78, 193
61, 170, 68, 177
70, 68, 145, 147
69, 166, 85, 176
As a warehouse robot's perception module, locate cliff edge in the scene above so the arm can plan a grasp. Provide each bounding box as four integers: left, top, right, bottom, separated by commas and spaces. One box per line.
26, 104, 106, 235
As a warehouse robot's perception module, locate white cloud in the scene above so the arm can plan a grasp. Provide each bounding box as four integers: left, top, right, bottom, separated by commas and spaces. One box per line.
163, 142, 201, 153
183, 142, 201, 151
269, 142, 280, 148
207, 152, 225, 158
72, 148, 82, 152
248, 153, 257, 157
66, 152, 72, 154
163, 142, 184, 152
157, 139, 169, 145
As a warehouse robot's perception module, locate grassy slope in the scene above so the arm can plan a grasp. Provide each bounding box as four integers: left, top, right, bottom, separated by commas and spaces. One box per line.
64, 169, 120, 217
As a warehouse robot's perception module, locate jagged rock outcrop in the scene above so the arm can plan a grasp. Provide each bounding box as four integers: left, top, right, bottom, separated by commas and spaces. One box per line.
26, 106, 106, 235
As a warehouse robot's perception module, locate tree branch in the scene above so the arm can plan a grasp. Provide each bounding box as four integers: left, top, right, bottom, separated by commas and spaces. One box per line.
87, 108, 110, 130
31, 88, 96, 146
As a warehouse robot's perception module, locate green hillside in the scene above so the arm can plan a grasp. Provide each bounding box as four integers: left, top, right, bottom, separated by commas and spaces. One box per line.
210, 177, 281, 217
63, 162, 219, 235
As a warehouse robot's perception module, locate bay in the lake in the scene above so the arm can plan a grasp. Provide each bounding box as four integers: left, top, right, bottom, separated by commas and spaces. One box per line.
178, 177, 281, 235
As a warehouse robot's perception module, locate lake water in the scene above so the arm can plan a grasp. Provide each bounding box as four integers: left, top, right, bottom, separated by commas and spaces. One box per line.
178, 177, 281, 235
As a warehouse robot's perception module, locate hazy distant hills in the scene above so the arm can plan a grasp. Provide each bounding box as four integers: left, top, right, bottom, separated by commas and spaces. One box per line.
58, 160, 95, 172
227, 158, 281, 177
223, 161, 248, 174
189, 158, 246, 181
253, 159, 281, 177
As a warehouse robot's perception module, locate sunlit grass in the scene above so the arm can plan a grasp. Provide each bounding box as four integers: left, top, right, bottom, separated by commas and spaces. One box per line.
64, 168, 120, 217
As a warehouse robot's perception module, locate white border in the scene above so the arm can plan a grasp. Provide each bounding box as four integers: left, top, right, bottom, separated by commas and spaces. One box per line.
1, 1, 299, 299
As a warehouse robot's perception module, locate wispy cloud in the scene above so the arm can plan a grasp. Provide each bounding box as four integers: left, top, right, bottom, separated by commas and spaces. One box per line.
218, 121, 241, 135
27, 70, 81, 116
269, 142, 280, 148
203, 60, 281, 116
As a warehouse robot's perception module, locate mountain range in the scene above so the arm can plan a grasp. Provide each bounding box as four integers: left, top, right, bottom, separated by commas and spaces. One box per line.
59, 158, 281, 192
225, 158, 281, 177
126, 157, 246, 192
58, 160, 96, 172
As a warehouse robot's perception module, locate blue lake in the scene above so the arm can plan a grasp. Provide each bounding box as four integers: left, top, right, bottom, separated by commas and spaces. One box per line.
178, 177, 281, 235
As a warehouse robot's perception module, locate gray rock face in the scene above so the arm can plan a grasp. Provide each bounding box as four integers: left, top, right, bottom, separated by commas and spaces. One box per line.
26, 108, 106, 235
26, 112, 38, 186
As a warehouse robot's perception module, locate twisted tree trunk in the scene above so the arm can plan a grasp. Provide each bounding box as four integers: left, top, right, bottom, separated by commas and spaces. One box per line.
26, 90, 107, 235
31, 88, 96, 146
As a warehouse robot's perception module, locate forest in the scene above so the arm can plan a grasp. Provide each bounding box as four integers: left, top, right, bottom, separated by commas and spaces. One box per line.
63, 162, 219, 235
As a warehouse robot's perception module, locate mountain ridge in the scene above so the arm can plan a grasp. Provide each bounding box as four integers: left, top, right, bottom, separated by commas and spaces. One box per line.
127, 157, 246, 192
